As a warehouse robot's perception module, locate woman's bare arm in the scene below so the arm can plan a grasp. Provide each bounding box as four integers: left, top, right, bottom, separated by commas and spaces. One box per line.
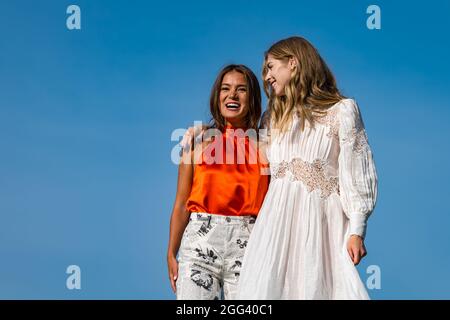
167, 137, 194, 293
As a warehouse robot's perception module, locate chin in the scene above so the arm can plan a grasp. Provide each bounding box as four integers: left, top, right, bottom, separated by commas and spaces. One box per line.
272, 88, 283, 97
270, 86, 281, 97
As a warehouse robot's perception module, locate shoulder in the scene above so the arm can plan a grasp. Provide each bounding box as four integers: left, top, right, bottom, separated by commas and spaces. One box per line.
333, 98, 359, 114
330, 98, 363, 126
312, 98, 359, 125
334, 98, 362, 118
314, 99, 359, 121
334, 98, 368, 136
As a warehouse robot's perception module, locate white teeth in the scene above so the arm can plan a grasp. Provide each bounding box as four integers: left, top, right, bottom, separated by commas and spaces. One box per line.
226, 103, 240, 108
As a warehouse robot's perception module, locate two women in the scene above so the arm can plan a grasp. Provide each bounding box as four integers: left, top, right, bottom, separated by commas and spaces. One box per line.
169, 36, 378, 300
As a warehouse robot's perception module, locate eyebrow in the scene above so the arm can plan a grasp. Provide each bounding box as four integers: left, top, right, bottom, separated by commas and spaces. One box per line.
221, 83, 247, 87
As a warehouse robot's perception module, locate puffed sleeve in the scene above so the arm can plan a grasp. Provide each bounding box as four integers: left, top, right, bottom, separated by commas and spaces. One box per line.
338, 99, 378, 239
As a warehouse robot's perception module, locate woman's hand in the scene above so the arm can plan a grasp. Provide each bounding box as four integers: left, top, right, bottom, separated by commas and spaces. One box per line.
347, 235, 367, 265
180, 125, 207, 150
167, 255, 179, 293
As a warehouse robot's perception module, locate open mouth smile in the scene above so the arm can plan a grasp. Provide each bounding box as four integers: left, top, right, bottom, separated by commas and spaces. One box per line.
225, 102, 241, 111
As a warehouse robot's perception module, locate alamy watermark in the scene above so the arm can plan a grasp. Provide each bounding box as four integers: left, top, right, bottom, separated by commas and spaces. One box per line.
64, 5, 381, 33
63, 263, 380, 291
170, 122, 271, 170
66, 265, 81, 290
367, 5, 381, 30
66, 5, 81, 30
366, 264, 381, 290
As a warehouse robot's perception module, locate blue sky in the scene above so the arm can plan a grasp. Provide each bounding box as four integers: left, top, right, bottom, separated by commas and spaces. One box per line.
0, 0, 449, 299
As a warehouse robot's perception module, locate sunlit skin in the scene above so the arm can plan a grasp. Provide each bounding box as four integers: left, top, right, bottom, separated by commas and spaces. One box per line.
264, 54, 367, 265
264, 54, 296, 96
167, 71, 256, 293
219, 71, 249, 128
173, 60, 366, 285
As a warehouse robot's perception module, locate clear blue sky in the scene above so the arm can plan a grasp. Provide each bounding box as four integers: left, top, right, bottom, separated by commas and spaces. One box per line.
1, 0, 449, 299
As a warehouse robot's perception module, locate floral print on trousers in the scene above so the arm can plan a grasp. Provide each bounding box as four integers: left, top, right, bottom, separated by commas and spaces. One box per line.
176, 212, 255, 300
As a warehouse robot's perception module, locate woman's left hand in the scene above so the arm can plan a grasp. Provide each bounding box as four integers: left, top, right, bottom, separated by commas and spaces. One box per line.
347, 235, 367, 266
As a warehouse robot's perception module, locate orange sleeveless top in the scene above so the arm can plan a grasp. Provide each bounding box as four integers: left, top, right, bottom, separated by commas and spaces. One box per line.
186, 125, 269, 217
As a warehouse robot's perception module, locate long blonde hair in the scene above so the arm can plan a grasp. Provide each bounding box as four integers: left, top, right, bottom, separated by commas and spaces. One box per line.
262, 36, 345, 133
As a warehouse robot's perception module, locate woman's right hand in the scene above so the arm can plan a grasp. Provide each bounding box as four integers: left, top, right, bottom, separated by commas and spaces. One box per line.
347, 235, 367, 266
180, 124, 207, 150
167, 255, 179, 293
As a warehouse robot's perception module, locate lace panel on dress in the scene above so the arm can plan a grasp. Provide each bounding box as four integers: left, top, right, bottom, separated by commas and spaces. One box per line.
313, 108, 339, 139
341, 110, 370, 155
350, 116, 370, 154
314, 105, 370, 154
272, 158, 339, 198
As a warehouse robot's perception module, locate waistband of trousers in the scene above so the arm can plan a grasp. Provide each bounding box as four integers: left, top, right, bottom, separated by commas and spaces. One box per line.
189, 212, 256, 224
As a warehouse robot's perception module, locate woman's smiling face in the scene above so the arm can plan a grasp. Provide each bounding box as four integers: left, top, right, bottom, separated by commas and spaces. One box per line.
264, 54, 296, 97
219, 70, 249, 127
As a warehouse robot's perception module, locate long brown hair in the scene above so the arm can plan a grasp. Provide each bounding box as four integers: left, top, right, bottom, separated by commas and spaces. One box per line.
262, 36, 345, 133
210, 64, 262, 132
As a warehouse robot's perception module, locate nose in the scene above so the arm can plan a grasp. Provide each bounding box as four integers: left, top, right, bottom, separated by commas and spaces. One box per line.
229, 88, 238, 99
265, 72, 272, 83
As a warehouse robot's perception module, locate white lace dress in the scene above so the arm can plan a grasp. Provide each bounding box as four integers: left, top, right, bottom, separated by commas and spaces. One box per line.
236, 99, 378, 299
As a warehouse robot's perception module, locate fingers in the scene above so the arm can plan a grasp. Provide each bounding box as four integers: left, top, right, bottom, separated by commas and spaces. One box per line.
358, 241, 367, 262
349, 245, 367, 265
193, 124, 203, 136
170, 262, 178, 293
361, 246, 367, 259
347, 246, 354, 262
180, 130, 193, 150
180, 125, 207, 151
353, 247, 361, 265
169, 267, 178, 293
347, 235, 368, 266
168, 258, 179, 294
170, 273, 177, 293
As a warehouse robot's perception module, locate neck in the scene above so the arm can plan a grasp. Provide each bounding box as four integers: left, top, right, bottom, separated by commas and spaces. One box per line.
225, 120, 246, 129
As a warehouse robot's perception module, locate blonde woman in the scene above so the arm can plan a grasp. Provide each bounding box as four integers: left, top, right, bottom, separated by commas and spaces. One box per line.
236, 37, 378, 299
